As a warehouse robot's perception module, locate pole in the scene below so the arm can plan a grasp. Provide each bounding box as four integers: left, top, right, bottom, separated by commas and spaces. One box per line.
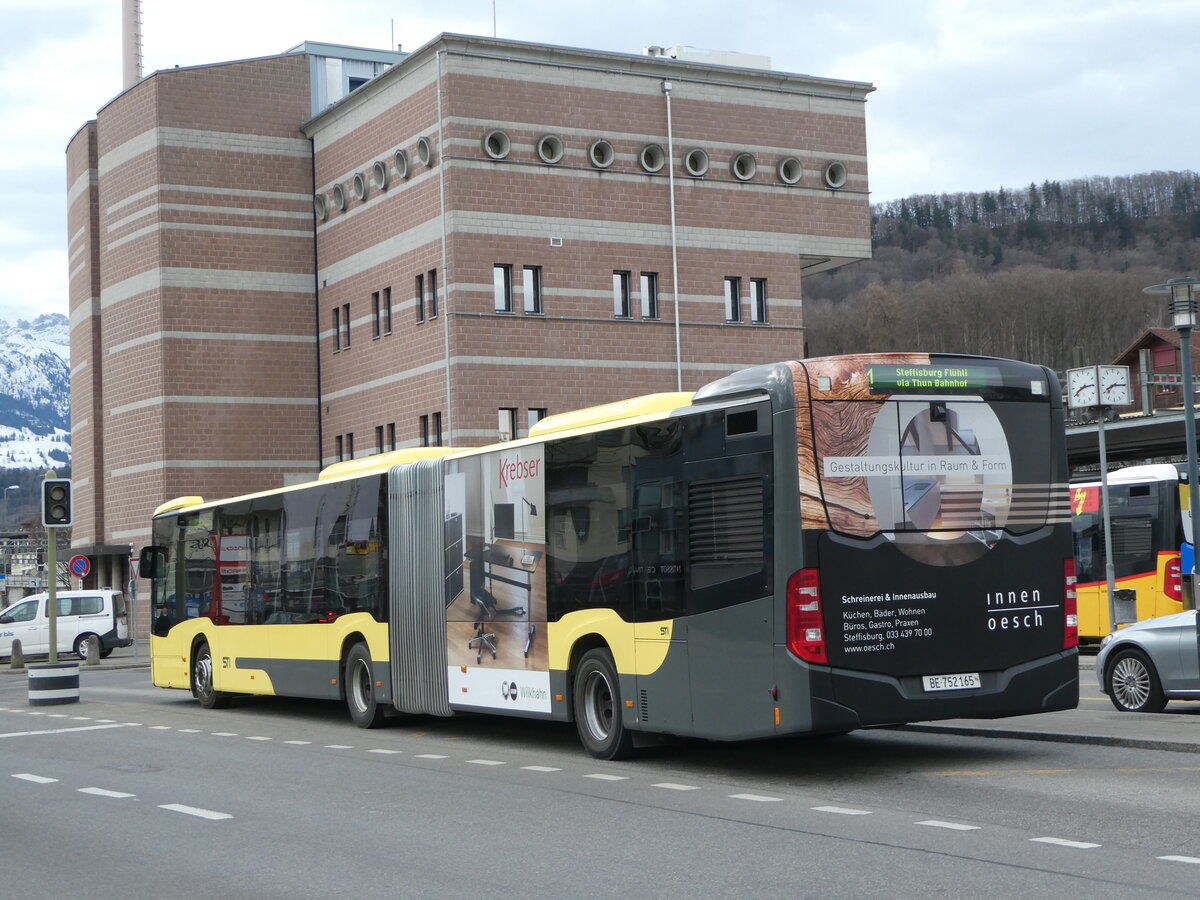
1181, 325, 1200, 611
46, 520, 57, 664
663, 81, 682, 391
1096, 414, 1119, 630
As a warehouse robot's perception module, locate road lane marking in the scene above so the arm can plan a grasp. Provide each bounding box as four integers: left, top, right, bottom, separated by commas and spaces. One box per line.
211, 732, 238, 737
178, 729, 202, 733
468, 759, 506, 766
813, 806, 872, 816
79, 787, 135, 799
1160, 856, 1200, 865
0, 723, 128, 739
521, 765, 561, 772
324, 744, 354, 750
245, 736, 272, 741
283, 740, 311, 745
367, 749, 402, 754
917, 820, 981, 831
415, 754, 447, 759
585, 773, 627, 781
730, 793, 782, 802
159, 803, 233, 820
149, 726, 172, 731
1031, 837, 1100, 849
13, 774, 58, 784
653, 783, 700, 791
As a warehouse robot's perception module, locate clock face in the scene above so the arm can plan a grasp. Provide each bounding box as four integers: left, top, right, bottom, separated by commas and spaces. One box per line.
1067, 367, 1098, 409
1099, 365, 1131, 407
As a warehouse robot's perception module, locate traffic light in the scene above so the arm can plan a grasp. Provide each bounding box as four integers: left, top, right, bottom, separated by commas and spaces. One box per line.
42, 478, 72, 527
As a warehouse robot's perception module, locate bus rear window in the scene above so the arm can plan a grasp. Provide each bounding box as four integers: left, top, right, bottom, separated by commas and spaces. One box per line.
811, 398, 1058, 565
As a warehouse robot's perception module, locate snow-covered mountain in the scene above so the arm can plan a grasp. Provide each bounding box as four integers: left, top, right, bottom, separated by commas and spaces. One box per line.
0, 314, 70, 470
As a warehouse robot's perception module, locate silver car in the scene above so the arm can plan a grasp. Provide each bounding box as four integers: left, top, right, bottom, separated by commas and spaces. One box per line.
1095, 609, 1200, 712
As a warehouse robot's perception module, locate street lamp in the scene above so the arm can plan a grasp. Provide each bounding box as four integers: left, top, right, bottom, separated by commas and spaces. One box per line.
2, 484, 17, 528
1144, 276, 1200, 610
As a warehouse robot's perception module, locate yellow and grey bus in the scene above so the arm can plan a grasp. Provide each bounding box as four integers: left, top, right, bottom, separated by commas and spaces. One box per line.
1071, 464, 1187, 642
140, 354, 1079, 759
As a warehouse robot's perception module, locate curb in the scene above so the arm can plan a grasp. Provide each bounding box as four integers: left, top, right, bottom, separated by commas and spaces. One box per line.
897, 723, 1200, 755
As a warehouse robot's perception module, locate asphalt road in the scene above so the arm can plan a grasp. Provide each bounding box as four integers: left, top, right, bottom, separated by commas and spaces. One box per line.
2, 658, 1199, 898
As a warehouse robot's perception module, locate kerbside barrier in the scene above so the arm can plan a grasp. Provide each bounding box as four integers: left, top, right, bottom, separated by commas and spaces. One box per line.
28, 661, 80, 706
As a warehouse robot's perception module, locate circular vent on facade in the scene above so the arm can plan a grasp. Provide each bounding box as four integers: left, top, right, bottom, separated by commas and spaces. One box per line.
394, 149, 410, 179
822, 160, 848, 189
416, 136, 435, 166
482, 129, 511, 160
314, 193, 328, 221
588, 139, 615, 169
639, 143, 665, 173
683, 148, 709, 177
777, 156, 803, 185
730, 152, 757, 181
372, 160, 389, 190
536, 134, 564, 164
331, 183, 347, 211
352, 172, 368, 201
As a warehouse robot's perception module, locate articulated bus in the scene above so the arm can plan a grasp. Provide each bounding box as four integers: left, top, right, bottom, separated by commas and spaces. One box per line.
140, 354, 1078, 759
1071, 464, 1188, 643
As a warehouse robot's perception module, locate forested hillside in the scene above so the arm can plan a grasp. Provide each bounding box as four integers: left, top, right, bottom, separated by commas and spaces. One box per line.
803, 171, 1200, 372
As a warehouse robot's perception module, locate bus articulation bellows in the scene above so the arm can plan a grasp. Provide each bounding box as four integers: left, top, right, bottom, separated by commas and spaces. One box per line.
140, 354, 1079, 759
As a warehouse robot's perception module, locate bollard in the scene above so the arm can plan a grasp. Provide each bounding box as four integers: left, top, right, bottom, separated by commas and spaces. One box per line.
84, 634, 100, 666
10, 638, 25, 672
28, 661, 80, 706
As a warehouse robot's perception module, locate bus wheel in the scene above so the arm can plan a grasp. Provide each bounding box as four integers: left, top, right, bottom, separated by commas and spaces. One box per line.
192, 641, 231, 709
573, 648, 635, 760
1106, 649, 1168, 713
345, 643, 386, 728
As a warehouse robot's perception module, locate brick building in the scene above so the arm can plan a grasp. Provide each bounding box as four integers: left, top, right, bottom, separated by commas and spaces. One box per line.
66, 33, 874, 596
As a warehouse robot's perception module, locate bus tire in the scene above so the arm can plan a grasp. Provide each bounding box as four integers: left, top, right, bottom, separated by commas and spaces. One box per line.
573, 648, 635, 760
1106, 648, 1168, 713
345, 643, 387, 728
192, 641, 231, 709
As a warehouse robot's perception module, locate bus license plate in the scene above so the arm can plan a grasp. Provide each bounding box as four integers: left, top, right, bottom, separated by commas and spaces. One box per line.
922, 672, 980, 692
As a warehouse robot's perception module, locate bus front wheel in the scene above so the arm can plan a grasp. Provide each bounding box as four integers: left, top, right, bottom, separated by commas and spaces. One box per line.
345, 643, 386, 728
573, 648, 635, 760
192, 641, 231, 709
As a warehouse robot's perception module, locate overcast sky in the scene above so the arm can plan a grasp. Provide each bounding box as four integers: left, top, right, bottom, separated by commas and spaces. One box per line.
2, 0, 1197, 321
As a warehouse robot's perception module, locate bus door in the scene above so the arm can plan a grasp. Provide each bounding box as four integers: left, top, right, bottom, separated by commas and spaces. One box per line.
631, 475, 692, 733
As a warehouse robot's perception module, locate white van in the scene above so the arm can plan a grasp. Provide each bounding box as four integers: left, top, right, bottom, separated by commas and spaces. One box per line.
0, 590, 131, 661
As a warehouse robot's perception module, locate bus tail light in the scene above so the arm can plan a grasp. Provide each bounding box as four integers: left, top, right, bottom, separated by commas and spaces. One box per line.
1064, 559, 1079, 649
1164, 556, 1183, 603
787, 568, 827, 664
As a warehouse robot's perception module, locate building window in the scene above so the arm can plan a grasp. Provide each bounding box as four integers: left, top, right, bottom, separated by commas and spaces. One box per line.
498, 407, 517, 442
432, 412, 443, 446
372, 291, 382, 338
335, 435, 345, 461
387, 422, 396, 451
613, 271, 631, 318
376, 425, 385, 452
528, 408, 547, 433
333, 306, 342, 351
342, 302, 352, 346
428, 269, 438, 318
724, 277, 742, 322
494, 264, 513, 312
416, 273, 425, 322
523, 266, 542, 314
419, 415, 429, 447
346, 432, 354, 459
383, 287, 392, 335
640, 272, 659, 319
750, 278, 768, 323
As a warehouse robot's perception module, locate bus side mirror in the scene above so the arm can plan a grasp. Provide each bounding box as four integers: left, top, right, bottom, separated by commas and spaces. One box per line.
139, 546, 166, 579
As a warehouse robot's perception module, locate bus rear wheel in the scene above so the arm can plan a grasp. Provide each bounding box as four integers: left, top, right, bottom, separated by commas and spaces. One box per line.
573, 648, 635, 760
192, 641, 231, 709
345, 643, 386, 728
